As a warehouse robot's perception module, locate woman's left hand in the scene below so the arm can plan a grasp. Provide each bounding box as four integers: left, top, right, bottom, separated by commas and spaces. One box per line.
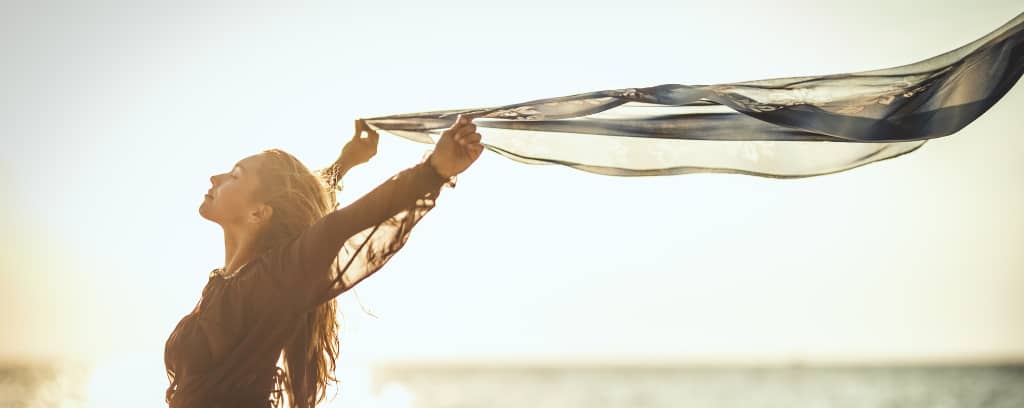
341, 119, 380, 167
429, 115, 484, 178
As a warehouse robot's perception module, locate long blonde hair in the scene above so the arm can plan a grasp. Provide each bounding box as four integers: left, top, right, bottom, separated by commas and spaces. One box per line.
254, 148, 343, 408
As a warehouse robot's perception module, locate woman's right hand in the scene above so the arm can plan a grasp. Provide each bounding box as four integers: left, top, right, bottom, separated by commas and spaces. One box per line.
340, 119, 380, 168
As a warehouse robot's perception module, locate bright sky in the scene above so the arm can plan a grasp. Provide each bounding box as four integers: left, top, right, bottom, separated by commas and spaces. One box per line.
2, 0, 1023, 375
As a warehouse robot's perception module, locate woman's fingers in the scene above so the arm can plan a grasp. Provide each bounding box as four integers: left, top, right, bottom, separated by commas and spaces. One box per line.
353, 120, 365, 140
466, 142, 484, 159
457, 132, 481, 146
442, 124, 463, 140
449, 115, 474, 133
354, 119, 378, 141
453, 123, 476, 142
461, 132, 481, 145
442, 115, 481, 157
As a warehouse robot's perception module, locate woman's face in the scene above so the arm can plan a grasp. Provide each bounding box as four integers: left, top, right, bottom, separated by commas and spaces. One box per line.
199, 154, 268, 226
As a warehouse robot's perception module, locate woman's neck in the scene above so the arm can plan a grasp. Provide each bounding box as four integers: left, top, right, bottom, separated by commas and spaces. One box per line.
221, 226, 262, 275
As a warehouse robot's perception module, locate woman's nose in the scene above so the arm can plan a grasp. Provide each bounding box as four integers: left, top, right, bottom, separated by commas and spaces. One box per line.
209, 174, 217, 185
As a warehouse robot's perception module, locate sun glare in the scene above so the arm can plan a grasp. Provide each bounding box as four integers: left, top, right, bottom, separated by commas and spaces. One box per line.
85, 353, 166, 407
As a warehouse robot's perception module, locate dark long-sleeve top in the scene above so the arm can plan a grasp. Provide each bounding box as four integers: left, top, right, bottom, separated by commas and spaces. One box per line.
164, 160, 453, 408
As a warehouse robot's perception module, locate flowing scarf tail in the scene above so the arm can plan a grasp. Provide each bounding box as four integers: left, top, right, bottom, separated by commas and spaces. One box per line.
364, 13, 1024, 178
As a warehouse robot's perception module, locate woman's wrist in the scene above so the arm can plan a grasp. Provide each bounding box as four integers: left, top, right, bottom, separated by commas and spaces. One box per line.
339, 152, 367, 169
423, 152, 458, 188
427, 153, 453, 179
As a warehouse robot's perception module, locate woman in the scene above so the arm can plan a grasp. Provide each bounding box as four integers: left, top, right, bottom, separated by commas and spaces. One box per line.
164, 116, 484, 408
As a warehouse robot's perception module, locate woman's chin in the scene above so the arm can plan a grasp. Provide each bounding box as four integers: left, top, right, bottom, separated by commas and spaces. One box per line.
198, 202, 212, 220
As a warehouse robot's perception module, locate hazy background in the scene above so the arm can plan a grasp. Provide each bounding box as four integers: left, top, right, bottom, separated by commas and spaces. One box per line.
1, 0, 1022, 405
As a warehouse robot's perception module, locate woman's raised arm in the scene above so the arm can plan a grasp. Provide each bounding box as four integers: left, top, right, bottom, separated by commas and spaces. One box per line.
273, 116, 482, 313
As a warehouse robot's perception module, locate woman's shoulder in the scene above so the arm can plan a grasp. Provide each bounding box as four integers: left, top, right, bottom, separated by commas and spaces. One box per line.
226, 249, 303, 313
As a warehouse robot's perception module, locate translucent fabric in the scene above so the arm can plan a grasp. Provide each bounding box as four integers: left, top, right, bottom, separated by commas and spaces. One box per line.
364, 13, 1023, 178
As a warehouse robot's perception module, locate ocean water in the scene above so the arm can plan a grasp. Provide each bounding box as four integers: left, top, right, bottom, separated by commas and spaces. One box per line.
1, 361, 1022, 408
369, 364, 1024, 408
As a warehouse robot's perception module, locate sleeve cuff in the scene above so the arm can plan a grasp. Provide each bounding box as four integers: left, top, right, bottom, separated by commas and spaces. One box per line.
419, 151, 457, 189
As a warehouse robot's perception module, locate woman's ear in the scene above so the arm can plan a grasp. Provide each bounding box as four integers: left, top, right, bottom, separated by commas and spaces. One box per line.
249, 203, 274, 225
